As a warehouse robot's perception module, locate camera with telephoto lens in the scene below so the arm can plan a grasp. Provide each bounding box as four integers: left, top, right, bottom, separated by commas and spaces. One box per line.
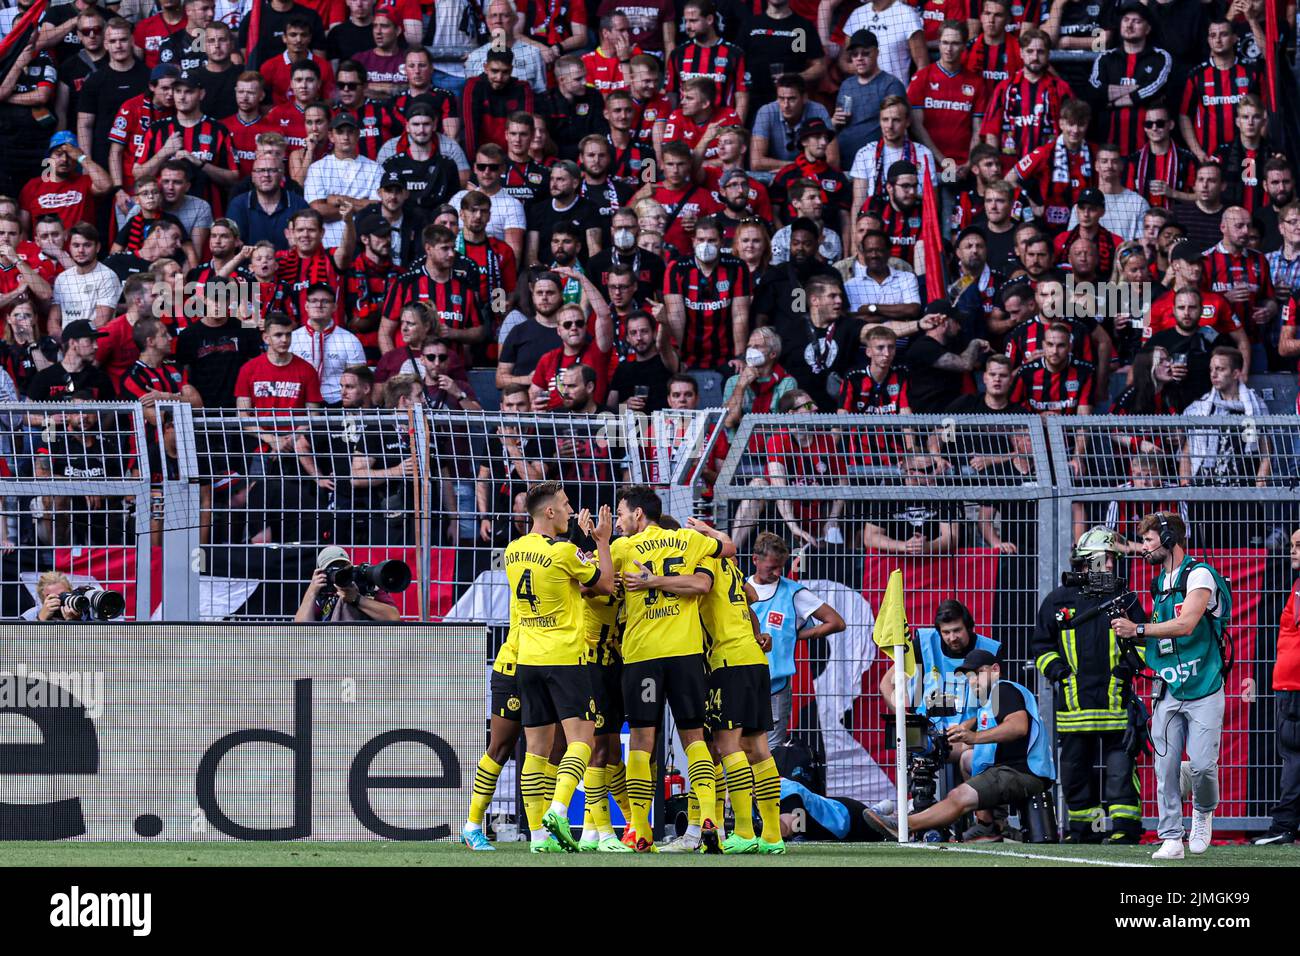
59, 585, 126, 621
323, 559, 412, 596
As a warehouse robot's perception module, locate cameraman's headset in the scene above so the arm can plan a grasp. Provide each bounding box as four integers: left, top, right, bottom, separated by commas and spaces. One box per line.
1155, 512, 1177, 551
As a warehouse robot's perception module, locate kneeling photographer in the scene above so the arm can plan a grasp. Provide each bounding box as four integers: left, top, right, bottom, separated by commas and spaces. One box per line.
295, 546, 409, 623
29, 572, 126, 622
1033, 527, 1148, 844
863, 651, 1057, 841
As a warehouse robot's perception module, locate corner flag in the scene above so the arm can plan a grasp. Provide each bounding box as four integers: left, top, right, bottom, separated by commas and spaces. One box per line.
872, 568, 915, 677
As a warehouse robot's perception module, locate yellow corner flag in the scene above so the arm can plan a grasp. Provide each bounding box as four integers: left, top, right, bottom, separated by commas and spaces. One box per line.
872, 569, 916, 678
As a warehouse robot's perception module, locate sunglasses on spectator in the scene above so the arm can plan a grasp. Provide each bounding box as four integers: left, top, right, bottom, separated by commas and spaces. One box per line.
336, 81, 360, 90
424, 351, 449, 361
560, 320, 586, 329
475, 162, 501, 171
78, 26, 103, 35
1144, 119, 1168, 128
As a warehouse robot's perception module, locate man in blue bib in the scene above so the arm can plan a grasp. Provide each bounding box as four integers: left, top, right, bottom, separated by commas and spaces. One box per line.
863, 648, 1056, 840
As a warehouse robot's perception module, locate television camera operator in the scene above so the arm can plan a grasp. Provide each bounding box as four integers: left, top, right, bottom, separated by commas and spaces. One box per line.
295, 546, 409, 623
1033, 527, 1148, 845
29, 571, 126, 622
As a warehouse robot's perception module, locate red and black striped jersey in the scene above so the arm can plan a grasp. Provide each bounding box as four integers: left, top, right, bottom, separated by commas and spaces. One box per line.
119, 358, 186, 401
1202, 242, 1274, 335
381, 264, 483, 332
1053, 225, 1122, 275
665, 39, 747, 108
1012, 137, 1094, 228
352, 98, 405, 161
662, 254, 752, 371
276, 248, 343, 324
502, 158, 551, 207
607, 133, 651, 190
458, 236, 518, 319
115, 211, 186, 253
964, 34, 1022, 95
344, 251, 401, 352
866, 197, 923, 267
1005, 315, 1097, 367
1179, 58, 1261, 156
770, 156, 852, 227
1123, 144, 1196, 210
949, 184, 1032, 231
108, 94, 175, 191
839, 363, 912, 466
142, 115, 239, 214
979, 72, 1072, 173
1010, 356, 1095, 413
462, 76, 535, 157
633, 92, 672, 154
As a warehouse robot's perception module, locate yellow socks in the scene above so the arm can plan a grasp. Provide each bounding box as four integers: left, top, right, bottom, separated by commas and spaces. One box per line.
686, 741, 717, 827
606, 760, 631, 820
627, 750, 654, 842
722, 752, 756, 839
752, 756, 782, 843
521, 752, 549, 837
713, 762, 727, 827
467, 753, 503, 828
551, 741, 591, 814
543, 761, 559, 804
585, 765, 613, 837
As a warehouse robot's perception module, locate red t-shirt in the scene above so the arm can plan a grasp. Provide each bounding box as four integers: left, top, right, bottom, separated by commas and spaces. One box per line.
94, 313, 143, 385
133, 14, 188, 69
763, 430, 844, 525
907, 64, 985, 165
531, 340, 612, 408
260, 51, 336, 106
265, 101, 309, 149
19, 174, 96, 233
16, 241, 61, 285
234, 353, 323, 412
700, 166, 773, 222
582, 46, 640, 92
224, 115, 268, 178
661, 107, 740, 159
649, 184, 723, 256
1146, 288, 1241, 338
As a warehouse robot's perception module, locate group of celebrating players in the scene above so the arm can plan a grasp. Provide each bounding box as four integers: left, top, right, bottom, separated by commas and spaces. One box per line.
460, 481, 787, 854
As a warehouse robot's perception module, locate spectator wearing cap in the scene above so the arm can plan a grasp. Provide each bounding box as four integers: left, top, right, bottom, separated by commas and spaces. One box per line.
378, 100, 463, 215
448, 143, 528, 263
1072, 143, 1148, 242
1054, 188, 1122, 273
848, 95, 936, 248
751, 74, 835, 174
902, 298, 992, 412
76, 17, 150, 171
134, 70, 241, 215
259, 15, 336, 106
303, 111, 383, 248
1172, 163, 1227, 254
26, 320, 115, 402
464, 0, 549, 95
341, 213, 401, 358
906, 20, 984, 210
538, 54, 611, 163
50, 224, 122, 334
290, 281, 367, 405
770, 119, 852, 236
710, 165, 762, 250
359, 171, 423, 267
1083, 0, 1172, 156
840, 0, 926, 87
833, 29, 907, 170
461, 48, 535, 159
106, 64, 180, 197
228, 152, 311, 249
19, 133, 112, 238
331, 62, 400, 163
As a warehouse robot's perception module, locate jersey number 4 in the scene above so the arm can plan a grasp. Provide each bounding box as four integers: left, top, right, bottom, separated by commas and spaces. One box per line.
641, 556, 683, 606
516, 568, 540, 614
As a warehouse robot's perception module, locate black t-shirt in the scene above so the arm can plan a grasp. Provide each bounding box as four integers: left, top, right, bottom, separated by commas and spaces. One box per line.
158, 29, 207, 72
326, 19, 378, 61
902, 335, 967, 413
381, 152, 461, 212
78, 61, 151, 166
528, 196, 603, 265
27, 362, 115, 402
986, 681, 1032, 773
609, 353, 672, 412
538, 89, 611, 161
1148, 326, 1224, 412
101, 252, 153, 281
500, 318, 562, 377
865, 499, 961, 545
197, 65, 241, 120
355, 417, 412, 511
755, 260, 841, 328
772, 309, 864, 412
40, 431, 126, 481
736, 12, 825, 123
57, 50, 103, 122
975, 220, 1019, 275
175, 318, 263, 408
939, 394, 1030, 469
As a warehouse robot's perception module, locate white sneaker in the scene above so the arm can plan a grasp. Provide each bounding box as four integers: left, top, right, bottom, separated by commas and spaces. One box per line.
1151, 839, 1185, 860
1189, 810, 1214, 854
660, 831, 702, 853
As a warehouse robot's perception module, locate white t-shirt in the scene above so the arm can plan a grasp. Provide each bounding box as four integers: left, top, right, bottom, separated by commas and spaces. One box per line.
53, 264, 123, 326
448, 188, 528, 240
842, 1, 924, 86
747, 577, 826, 631
303, 154, 384, 248
1159, 565, 1221, 619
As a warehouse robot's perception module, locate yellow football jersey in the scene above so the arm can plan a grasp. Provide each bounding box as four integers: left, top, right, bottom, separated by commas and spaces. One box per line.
583, 585, 622, 666
504, 533, 600, 667
699, 555, 767, 670
492, 626, 519, 674
613, 525, 723, 663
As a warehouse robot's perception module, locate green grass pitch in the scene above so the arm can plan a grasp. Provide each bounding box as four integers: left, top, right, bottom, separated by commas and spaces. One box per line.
0, 841, 1294, 867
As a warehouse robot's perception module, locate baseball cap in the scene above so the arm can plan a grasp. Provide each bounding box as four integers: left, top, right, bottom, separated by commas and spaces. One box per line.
372, 5, 398, 23
923, 298, 956, 319
887, 159, 918, 182
380, 170, 407, 190
173, 71, 201, 88
1116, 0, 1155, 26
61, 319, 107, 344
955, 648, 999, 673
47, 130, 77, 156
1169, 240, 1203, 263
1076, 188, 1106, 209
718, 168, 748, 188
304, 281, 335, 297
316, 545, 350, 570
847, 29, 878, 50
151, 63, 182, 83
330, 112, 359, 130
797, 117, 835, 143
357, 214, 393, 237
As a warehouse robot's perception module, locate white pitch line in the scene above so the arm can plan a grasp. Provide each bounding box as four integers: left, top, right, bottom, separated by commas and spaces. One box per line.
904, 842, 1154, 867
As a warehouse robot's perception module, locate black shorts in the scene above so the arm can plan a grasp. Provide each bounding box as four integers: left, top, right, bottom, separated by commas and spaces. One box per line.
590, 659, 625, 734
516, 663, 595, 728
621, 654, 708, 730
706, 663, 774, 734
968, 765, 1052, 811
489, 669, 522, 722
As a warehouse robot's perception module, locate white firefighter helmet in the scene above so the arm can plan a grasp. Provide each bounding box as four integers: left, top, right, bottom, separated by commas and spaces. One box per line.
1071, 526, 1127, 572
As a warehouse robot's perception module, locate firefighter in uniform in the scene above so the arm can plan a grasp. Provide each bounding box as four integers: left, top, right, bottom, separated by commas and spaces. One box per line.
1032, 527, 1148, 844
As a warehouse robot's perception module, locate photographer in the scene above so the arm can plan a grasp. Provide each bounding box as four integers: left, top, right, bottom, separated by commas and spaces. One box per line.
1033, 527, 1147, 845
1114, 511, 1230, 860
863, 650, 1057, 841
294, 546, 403, 623
31, 572, 79, 621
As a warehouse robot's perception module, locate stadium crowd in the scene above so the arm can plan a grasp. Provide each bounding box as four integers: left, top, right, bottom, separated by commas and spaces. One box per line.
0, 0, 1297, 565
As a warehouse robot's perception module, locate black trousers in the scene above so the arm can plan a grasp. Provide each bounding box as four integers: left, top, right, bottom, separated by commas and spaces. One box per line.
1271, 690, 1300, 832
1059, 731, 1141, 839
